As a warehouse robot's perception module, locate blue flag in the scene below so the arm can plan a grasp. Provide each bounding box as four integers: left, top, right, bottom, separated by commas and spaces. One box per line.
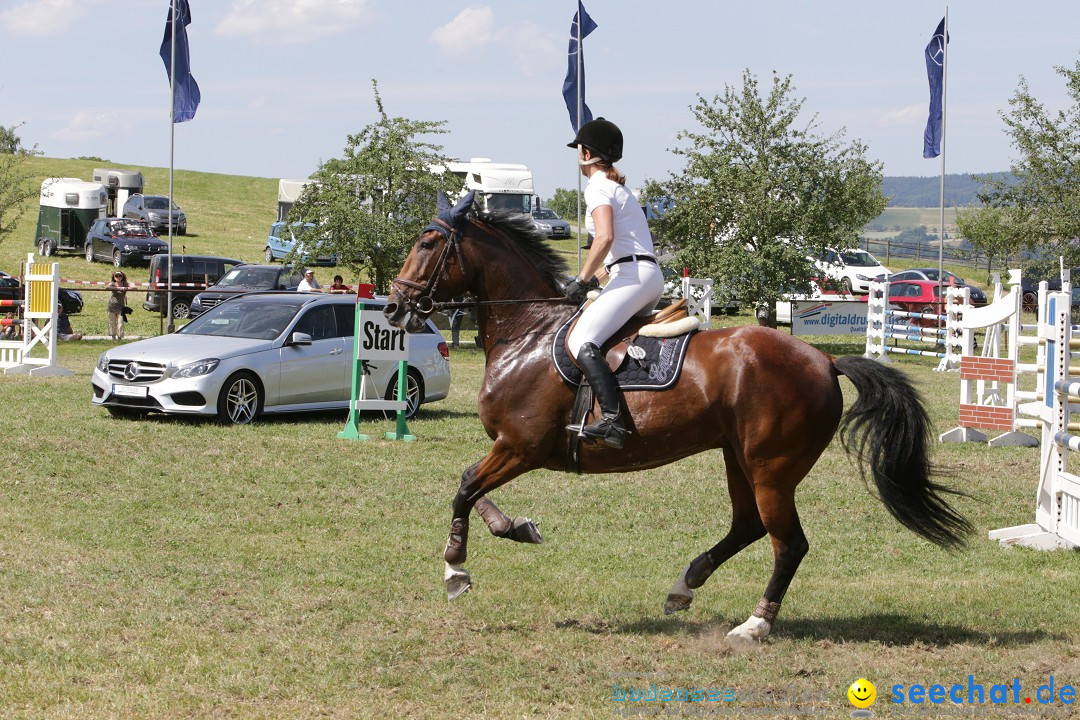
160, 0, 200, 123
562, 1, 598, 133
923, 17, 947, 158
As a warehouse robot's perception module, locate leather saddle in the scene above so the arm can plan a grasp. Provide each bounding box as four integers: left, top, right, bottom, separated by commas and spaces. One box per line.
566, 298, 696, 372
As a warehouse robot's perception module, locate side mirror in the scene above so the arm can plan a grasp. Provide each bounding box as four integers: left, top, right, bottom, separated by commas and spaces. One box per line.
288, 331, 312, 346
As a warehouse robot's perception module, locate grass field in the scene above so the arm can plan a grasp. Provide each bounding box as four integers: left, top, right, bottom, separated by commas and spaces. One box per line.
2, 312, 1080, 718
2, 158, 1078, 718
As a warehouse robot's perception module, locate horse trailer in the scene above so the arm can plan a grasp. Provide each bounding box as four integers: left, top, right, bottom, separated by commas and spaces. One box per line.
34, 178, 107, 257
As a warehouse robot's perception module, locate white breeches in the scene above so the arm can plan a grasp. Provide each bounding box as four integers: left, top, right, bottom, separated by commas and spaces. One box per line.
567, 260, 664, 358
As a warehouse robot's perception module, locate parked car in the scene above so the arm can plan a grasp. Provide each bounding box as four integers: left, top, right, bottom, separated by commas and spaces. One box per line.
811, 247, 889, 295
264, 221, 337, 266
91, 292, 451, 423
860, 279, 954, 327
873, 268, 988, 306
0, 269, 84, 315
123, 194, 187, 236
531, 208, 572, 239
189, 264, 303, 317
84, 218, 169, 267
142, 254, 245, 320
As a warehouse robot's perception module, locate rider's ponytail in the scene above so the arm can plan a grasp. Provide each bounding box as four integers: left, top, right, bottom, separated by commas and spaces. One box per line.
600, 162, 626, 186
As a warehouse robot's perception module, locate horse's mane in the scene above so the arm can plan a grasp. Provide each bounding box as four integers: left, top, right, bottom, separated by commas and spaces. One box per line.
474, 210, 570, 288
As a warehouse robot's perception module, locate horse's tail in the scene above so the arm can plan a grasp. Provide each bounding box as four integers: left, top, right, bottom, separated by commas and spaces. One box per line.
833, 355, 972, 549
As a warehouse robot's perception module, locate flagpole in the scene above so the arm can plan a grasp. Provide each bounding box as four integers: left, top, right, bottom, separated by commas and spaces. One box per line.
937, 6, 948, 311
166, 0, 177, 333
575, 1, 584, 275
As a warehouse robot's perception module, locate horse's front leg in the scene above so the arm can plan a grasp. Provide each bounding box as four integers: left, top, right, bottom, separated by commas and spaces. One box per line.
443, 445, 534, 600
474, 496, 544, 544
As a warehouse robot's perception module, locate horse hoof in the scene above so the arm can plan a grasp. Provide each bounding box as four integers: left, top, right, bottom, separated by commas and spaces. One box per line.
726, 616, 771, 646
509, 517, 543, 544
445, 564, 472, 601
664, 593, 693, 615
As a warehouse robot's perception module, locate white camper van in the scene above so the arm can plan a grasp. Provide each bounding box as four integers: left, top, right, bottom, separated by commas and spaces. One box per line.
436, 158, 534, 214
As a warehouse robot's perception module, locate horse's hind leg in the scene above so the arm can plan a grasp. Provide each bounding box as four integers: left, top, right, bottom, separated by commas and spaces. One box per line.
474, 496, 543, 544
726, 485, 809, 646
665, 448, 767, 614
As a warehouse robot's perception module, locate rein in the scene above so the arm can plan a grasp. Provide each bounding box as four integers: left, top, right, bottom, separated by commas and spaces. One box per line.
392, 216, 572, 316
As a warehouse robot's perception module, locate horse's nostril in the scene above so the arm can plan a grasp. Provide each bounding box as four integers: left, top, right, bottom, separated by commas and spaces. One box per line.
383, 302, 399, 316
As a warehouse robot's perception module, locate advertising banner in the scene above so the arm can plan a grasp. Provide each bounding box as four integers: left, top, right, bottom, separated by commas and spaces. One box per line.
791, 300, 868, 336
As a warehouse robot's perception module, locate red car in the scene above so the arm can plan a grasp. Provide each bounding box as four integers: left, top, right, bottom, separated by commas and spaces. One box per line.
861, 279, 960, 327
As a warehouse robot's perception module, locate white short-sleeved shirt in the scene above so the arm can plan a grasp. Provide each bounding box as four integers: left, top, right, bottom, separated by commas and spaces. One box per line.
583, 173, 654, 264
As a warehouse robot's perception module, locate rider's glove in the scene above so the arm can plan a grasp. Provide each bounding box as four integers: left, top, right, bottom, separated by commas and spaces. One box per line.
563, 276, 598, 305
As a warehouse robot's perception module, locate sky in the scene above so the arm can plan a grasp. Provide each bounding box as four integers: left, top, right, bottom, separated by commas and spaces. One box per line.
2, 0, 1079, 202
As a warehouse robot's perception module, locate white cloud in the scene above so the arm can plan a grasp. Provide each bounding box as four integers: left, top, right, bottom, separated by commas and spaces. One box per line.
0, 0, 86, 36
879, 104, 925, 127
216, 0, 372, 44
429, 8, 558, 76
429, 6, 494, 57
53, 111, 125, 142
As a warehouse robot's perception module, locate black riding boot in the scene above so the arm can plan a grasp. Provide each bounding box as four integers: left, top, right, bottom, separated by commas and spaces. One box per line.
568, 342, 627, 449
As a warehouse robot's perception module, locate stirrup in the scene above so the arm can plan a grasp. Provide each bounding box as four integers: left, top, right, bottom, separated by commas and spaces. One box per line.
567, 414, 627, 449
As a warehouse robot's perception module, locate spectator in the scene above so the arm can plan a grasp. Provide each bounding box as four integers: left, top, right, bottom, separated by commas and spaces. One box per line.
106, 270, 134, 340
1, 312, 19, 340
56, 304, 83, 341
328, 275, 352, 294
297, 269, 321, 293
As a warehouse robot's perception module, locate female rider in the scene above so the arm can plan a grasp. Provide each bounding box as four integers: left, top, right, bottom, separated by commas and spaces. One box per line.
562, 118, 664, 449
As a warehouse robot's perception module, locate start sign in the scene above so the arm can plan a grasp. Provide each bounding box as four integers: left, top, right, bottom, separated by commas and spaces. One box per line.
359, 309, 409, 360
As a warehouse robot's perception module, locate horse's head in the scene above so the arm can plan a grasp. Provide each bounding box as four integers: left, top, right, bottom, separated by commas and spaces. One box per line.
384, 190, 475, 332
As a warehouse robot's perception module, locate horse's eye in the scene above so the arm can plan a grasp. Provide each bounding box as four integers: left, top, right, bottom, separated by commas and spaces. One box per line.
419, 239, 436, 251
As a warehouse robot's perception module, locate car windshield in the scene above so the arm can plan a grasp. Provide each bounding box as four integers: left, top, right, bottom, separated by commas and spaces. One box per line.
487, 193, 531, 213
533, 209, 559, 219
215, 266, 281, 288
180, 300, 301, 339
839, 250, 880, 267
109, 220, 151, 236
144, 197, 179, 210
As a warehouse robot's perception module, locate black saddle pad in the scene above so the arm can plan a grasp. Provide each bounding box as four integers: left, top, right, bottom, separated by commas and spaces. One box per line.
551, 312, 696, 391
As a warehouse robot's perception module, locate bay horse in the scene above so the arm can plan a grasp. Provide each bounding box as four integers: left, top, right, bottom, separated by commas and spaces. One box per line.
383, 197, 970, 645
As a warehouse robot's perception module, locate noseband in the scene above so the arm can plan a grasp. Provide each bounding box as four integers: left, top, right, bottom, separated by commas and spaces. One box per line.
391, 218, 466, 318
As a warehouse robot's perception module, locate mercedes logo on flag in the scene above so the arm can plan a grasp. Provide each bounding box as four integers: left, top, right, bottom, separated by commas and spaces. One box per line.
124, 362, 139, 381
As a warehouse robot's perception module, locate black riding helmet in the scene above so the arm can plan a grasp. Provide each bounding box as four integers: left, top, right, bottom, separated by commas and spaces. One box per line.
567, 117, 623, 164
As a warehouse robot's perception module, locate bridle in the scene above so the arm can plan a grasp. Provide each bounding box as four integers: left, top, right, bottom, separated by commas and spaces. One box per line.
391, 218, 465, 318
391, 217, 570, 317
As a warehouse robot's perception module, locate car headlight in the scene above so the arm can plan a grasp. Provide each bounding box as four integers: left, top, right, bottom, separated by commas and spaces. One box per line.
97, 353, 109, 372
173, 359, 220, 378
856, 274, 873, 281
122, 244, 135, 251
538, 223, 551, 231
148, 213, 161, 221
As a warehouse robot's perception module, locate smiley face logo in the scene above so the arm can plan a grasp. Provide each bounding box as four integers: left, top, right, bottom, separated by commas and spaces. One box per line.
847, 678, 876, 709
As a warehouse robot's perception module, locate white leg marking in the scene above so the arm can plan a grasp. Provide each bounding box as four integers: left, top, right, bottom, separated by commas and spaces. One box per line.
663, 564, 695, 615
726, 615, 772, 646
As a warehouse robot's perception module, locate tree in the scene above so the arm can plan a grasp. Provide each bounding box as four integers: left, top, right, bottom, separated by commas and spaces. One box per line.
543, 187, 584, 222
285, 81, 458, 293
645, 71, 886, 325
959, 60, 1080, 268
0, 122, 41, 245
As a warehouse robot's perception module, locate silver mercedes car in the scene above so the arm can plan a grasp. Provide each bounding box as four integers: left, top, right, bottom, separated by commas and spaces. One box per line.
91, 292, 451, 424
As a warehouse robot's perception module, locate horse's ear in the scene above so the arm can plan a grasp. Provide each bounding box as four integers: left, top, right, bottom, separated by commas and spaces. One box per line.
449, 190, 476, 226
436, 189, 451, 212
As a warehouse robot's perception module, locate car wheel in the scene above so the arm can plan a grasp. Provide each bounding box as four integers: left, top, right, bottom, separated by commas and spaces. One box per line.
177, 227, 186, 236
39, 239, 53, 257
1022, 291, 1037, 314
86, 243, 94, 262
265, 247, 275, 263
383, 368, 424, 420
112, 249, 124, 267
170, 298, 191, 320
217, 371, 262, 425
841, 277, 853, 294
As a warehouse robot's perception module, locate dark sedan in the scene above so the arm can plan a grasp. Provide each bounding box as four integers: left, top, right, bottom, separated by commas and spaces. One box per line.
85, 218, 169, 267
873, 268, 988, 306
1, 270, 84, 314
